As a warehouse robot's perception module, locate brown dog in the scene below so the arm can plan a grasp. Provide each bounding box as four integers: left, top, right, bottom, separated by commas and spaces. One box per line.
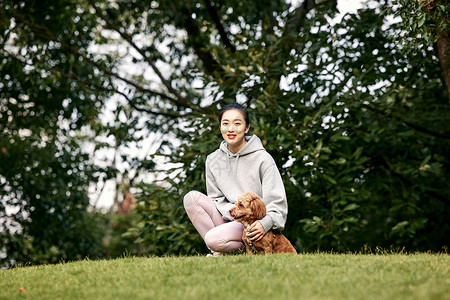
229, 192, 297, 255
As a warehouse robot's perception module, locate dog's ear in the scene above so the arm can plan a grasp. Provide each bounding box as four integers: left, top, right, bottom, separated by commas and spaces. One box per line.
250, 194, 266, 220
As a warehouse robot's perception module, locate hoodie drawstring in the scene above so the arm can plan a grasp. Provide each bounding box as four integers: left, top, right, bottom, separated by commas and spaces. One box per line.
226, 152, 232, 171
234, 154, 240, 174
226, 153, 240, 174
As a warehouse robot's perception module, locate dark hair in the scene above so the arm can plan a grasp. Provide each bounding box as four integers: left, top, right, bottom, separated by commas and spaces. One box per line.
218, 103, 250, 126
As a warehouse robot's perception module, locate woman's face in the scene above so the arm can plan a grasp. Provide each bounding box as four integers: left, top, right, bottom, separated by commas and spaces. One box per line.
220, 109, 250, 153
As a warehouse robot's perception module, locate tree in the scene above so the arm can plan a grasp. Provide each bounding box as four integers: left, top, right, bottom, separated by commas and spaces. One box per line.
393, 0, 449, 103
1, 0, 448, 265
126, 0, 449, 252
0, 0, 112, 266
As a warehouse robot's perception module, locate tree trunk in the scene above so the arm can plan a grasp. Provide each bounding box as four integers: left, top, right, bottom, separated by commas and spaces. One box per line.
436, 24, 450, 105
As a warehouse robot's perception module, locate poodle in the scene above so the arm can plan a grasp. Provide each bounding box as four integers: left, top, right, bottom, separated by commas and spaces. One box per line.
229, 192, 297, 254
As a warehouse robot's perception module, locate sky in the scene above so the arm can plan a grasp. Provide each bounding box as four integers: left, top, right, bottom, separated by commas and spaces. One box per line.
337, 0, 365, 13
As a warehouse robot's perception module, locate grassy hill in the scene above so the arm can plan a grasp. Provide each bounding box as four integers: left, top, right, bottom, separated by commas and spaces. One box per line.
1, 253, 449, 299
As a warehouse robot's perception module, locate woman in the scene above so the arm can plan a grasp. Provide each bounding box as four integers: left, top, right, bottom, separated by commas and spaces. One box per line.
183, 103, 288, 256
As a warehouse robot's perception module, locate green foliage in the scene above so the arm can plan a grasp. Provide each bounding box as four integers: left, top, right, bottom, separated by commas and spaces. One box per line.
129, 183, 205, 256
128, 1, 449, 253
103, 212, 144, 258
1, 210, 107, 267
1, 0, 449, 265
0, 0, 113, 266
272, 4, 450, 251
388, 0, 449, 47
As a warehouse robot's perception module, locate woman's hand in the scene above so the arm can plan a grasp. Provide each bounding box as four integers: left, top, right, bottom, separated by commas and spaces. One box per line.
247, 221, 266, 241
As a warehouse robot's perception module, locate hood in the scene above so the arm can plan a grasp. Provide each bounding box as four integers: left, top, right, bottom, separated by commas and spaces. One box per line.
218, 135, 265, 173
219, 134, 265, 157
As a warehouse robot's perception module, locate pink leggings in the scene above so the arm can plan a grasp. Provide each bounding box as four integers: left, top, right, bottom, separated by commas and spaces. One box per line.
183, 191, 244, 253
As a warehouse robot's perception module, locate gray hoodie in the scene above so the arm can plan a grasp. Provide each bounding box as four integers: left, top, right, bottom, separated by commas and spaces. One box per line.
205, 134, 288, 233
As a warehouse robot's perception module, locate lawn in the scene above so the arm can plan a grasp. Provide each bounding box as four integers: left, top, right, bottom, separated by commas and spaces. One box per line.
0, 253, 448, 299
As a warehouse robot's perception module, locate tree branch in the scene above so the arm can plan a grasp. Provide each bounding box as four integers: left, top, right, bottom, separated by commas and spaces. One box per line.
0, 23, 16, 49
364, 104, 450, 139
12, 13, 181, 106
128, 101, 185, 119
203, 0, 236, 52
382, 157, 449, 204
285, 0, 316, 34
59, 71, 185, 119
65, 45, 180, 104
181, 7, 225, 76
88, 0, 192, 108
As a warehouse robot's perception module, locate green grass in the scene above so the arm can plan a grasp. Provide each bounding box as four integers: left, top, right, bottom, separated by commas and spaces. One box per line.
1, 253, 449, 300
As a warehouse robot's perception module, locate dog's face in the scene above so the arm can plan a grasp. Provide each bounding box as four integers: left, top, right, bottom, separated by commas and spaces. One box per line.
229, 192, 266, 222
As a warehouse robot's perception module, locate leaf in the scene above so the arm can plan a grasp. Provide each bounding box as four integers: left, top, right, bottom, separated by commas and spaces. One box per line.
352, 147, 363, 160
323, 174, 337, 185
343, 217, 358, 223
316, 140, 323, 153
391, 221, 409, 233
418, 14, 426, 27
334, 157, 347, 164
312, 216, 323, 225
343, 203, 359, 211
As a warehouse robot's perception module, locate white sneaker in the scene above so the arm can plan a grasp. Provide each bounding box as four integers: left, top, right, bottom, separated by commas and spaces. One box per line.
206, 251, 223, 257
